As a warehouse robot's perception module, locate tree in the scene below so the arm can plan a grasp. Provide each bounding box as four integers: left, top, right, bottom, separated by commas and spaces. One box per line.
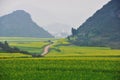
72, 28, 77, 36
67, 36, 70, 40
4, 41, 9, 48
0, 41, 31, 54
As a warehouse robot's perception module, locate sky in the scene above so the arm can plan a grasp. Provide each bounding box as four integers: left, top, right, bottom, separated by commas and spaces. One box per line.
0, 0, 111, 34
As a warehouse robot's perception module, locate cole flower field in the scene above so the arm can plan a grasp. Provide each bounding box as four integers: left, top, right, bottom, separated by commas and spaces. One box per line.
0, 37, 120, 80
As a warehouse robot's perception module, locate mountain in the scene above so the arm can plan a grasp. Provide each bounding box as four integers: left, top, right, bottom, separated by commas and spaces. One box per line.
44, 23, 71, 38
69, 0, 120, 49
0, 10, 54, 38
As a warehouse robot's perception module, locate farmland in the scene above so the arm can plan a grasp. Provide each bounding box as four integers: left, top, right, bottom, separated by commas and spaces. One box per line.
0, 37, 120, 80
0, 37, 54, 54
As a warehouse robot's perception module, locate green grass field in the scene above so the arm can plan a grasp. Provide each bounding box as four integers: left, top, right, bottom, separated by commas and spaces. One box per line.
0, 37, 55, 54
0, 37, 55, 42
9, 41, 49, 54
0, 58, 120, 80
0, 53, 31, 59
0, 37, 120, 80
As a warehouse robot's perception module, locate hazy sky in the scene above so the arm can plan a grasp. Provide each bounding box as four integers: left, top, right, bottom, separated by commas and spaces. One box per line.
0, 0, 110, 29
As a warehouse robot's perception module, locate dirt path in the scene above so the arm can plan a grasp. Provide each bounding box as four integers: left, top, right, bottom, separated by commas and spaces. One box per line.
40, 44, 51, 56
32, 43, 53, 57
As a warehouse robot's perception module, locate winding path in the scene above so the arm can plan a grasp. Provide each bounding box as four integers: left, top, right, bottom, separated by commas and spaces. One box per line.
32, 43, 53, 57
40, 44, 51, 56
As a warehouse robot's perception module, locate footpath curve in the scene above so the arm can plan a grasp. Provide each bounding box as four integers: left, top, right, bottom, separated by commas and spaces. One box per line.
32, 44, 52, 57
40, 44, 51, 56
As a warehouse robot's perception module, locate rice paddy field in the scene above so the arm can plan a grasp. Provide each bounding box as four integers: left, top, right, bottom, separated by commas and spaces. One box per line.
0, 37, 120, 80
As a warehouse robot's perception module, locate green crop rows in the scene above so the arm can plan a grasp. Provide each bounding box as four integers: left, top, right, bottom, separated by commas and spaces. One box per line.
0, 37, 120, 80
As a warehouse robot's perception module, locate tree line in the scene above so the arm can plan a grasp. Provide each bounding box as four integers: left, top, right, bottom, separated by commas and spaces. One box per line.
0, 41, 30, 54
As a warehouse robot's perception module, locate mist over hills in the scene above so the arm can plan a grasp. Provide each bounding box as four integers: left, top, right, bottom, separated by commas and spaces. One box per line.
44, 23, 71, 38
69, 0, 120, 49
0, 10, 54, 38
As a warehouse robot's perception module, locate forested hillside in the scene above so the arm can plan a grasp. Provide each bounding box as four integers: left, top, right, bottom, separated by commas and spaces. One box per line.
69, 0, 120, 49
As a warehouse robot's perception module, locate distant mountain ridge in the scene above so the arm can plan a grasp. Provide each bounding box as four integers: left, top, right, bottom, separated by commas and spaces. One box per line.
44, 23, 71, 38
0, 10, 54, 38
69, 0, 120, 49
